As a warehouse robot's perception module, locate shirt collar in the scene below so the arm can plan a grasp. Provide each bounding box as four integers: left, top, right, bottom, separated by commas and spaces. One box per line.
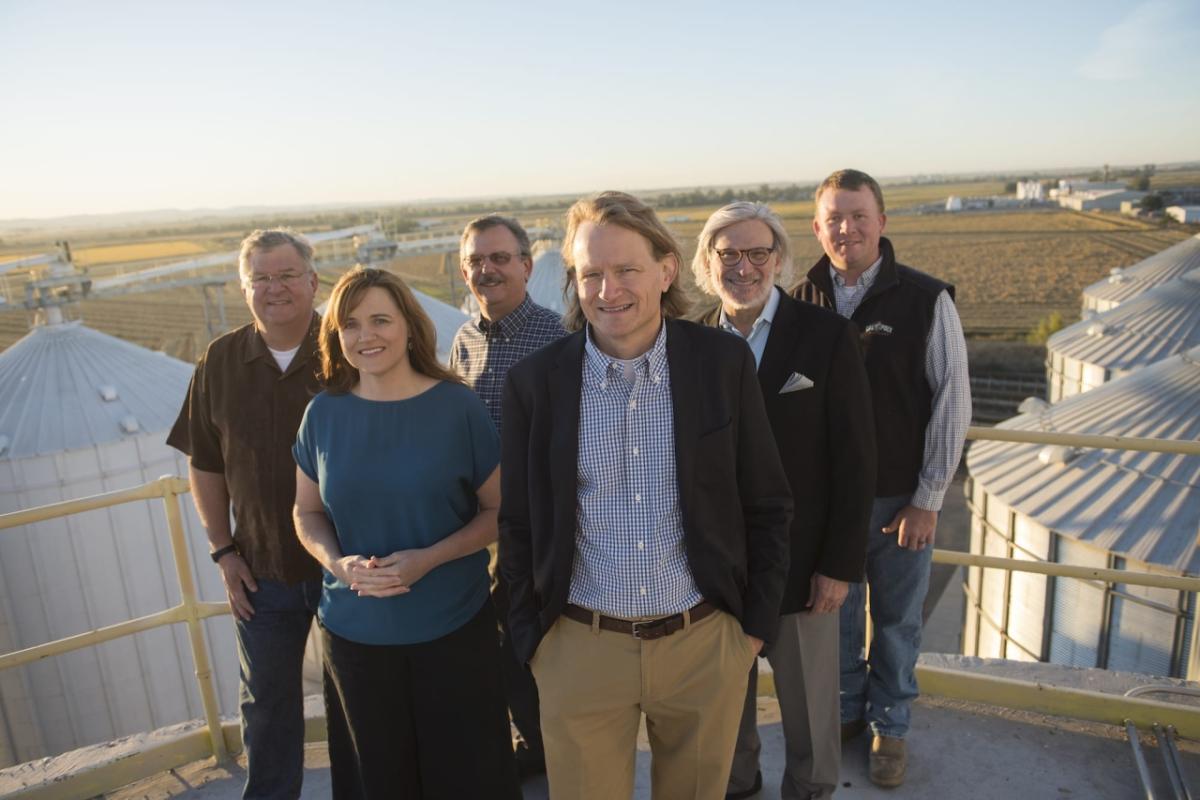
830, 256, 883, 290
717, 284, 781, 336
583, 320, 668, 389
475, 294, 534, 336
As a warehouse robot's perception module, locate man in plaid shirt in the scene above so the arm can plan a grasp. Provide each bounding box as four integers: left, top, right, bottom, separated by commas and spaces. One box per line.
449, 214, 565, 779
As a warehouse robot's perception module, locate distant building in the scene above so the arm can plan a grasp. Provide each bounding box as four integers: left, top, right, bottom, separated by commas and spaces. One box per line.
945, 196, 963, 212
1059, 189, 1147, 212
1016, 181, 1045, 201
1167, 206, 1200, 224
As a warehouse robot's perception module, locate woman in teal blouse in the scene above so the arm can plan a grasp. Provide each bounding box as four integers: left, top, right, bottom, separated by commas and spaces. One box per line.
293, 266, 518, 799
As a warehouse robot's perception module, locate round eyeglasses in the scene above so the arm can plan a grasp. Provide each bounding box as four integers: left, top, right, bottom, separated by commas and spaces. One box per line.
713, 247, 775, 267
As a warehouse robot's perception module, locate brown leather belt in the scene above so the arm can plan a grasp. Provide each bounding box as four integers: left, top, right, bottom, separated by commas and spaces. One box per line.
562, 601, 716, 641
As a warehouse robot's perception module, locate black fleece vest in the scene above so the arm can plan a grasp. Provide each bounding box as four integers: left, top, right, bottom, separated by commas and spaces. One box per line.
792, 238, 953, 498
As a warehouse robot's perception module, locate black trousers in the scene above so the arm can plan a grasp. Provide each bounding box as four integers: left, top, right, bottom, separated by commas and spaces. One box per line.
321, 602, 520, 800
492, 574, 543, 754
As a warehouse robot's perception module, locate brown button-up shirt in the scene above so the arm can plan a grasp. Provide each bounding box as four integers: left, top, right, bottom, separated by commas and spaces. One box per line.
167, 315, 323, 584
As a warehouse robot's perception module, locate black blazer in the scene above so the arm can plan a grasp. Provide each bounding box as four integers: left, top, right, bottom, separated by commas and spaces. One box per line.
498, 319, 793, 664
700, 289, 876, 612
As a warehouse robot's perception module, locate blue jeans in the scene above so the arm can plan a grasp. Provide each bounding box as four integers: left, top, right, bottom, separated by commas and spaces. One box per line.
235, 577, 322, 800
839, 495, 933, 739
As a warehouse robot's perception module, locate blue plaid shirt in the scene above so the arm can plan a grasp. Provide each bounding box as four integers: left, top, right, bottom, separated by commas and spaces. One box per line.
449, 295, 566, 432
569, 323, 703, 617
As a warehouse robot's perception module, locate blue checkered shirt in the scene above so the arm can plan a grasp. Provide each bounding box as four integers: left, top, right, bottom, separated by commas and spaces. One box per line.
569, 323, 703, 617
449, 295, 566, 432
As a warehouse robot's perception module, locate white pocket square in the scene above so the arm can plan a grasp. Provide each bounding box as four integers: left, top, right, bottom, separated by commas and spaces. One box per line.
780, 372, 814, 394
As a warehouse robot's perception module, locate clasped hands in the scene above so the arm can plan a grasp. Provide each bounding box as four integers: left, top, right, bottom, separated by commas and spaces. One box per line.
331, 550, 433, 597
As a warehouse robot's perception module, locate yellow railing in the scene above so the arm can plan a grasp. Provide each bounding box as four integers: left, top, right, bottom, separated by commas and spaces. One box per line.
0, 475, 231, 798
0, 425, 1197, 797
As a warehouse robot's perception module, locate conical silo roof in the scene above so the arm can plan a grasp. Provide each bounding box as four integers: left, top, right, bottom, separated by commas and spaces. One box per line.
967, 346, 1200, 574
0, 321, 192, 459
1047, 268, 1200, 377
1081, 234, 1200, 312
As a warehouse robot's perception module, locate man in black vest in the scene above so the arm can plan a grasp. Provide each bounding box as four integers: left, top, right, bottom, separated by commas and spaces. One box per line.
792, 169, 971, 788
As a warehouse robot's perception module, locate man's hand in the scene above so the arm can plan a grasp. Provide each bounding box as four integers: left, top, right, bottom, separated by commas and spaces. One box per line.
348, 550, 434, 598
747, 634, 764, 656
217, 553, 258, 621
806, 573, 850, 613
883, 505, 938, 551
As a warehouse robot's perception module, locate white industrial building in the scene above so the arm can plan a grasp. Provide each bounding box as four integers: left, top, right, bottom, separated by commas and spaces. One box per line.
1059, 189, 1147, 212
1016, 181, 1045, 201
0, 320, 238, 766
1081, 234, 1200, 313
964, 346, 1200, 679
1167, 206, 1200, 224
1045, 268, 1200, 401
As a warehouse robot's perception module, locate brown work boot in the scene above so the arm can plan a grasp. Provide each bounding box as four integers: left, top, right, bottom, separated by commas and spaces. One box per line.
869, 734, 907, 787
841, 719, 867, 742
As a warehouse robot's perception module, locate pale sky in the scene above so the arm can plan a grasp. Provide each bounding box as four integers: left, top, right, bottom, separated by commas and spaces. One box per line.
1, 0, 1197, 220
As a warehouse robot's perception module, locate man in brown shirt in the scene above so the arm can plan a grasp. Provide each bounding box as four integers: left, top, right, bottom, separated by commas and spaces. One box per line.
168, 229, 322, 800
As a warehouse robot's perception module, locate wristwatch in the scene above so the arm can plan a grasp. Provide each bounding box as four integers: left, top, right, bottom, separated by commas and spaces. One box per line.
210, 543, 239, 564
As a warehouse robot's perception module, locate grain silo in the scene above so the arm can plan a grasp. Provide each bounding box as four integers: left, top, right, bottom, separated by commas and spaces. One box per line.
1081, 233, 1200, 314
0, 316, 238, 765
526, 240, 567, 314
1045, 268, 1200, 401
963, 347, 1200, 679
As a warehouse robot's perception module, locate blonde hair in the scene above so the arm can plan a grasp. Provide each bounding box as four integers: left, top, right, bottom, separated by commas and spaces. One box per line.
559, 191, 689, 331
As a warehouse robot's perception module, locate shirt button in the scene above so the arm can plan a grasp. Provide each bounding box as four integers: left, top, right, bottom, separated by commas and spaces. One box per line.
635, 493, 641, 502
630, 400, 637, 409
632, 446, 639, 455
637, 541, 644, 550
653, 376, 660, 384
640, 586, 647, 596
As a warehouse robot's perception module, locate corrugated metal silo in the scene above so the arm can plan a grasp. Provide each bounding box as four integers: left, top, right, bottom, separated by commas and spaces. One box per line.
1045, 268, 1200, 401
964, 347, 1200, 678
526, 241, 567, 314
0, 321, 238, 765
1081, 233, 1200, 313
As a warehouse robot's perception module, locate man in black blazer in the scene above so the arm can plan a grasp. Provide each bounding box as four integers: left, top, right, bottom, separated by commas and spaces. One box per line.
694, 202, 876, 800
499, 191, 792, 800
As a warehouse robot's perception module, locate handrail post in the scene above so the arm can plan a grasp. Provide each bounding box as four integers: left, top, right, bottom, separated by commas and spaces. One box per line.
159, 476, 230, 763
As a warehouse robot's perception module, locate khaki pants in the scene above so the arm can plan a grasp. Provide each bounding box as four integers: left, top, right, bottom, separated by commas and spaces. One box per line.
531, 608, 757, 800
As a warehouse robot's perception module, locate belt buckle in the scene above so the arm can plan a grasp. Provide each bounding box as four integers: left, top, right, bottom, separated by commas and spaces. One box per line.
631, 617, 668, 640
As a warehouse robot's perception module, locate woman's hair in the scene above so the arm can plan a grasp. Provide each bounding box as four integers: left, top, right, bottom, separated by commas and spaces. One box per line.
319, 266, 463, 393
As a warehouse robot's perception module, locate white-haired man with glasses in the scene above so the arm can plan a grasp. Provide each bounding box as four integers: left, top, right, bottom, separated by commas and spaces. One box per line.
449, 214, 566, 780
168, 229, 323, 799
693, 202, 876, 800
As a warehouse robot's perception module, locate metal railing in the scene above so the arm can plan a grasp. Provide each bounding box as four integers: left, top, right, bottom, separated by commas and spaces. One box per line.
0, 425, 1198, 797
0, 476, 231, 798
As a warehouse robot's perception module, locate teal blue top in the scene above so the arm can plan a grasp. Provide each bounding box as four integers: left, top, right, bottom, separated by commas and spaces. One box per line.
293, 381, 499, 645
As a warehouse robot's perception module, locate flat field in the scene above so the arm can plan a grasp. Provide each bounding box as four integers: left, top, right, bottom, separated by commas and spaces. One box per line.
0, 207, 1193, 361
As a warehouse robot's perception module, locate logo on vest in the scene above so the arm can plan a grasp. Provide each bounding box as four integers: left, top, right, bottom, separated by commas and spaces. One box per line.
864, 321, 894, 335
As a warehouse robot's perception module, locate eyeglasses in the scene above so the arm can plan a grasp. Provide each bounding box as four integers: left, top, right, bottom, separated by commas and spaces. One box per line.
713, 247, 776, 267
245, 271, 310, 289
461, 251, 526, 269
